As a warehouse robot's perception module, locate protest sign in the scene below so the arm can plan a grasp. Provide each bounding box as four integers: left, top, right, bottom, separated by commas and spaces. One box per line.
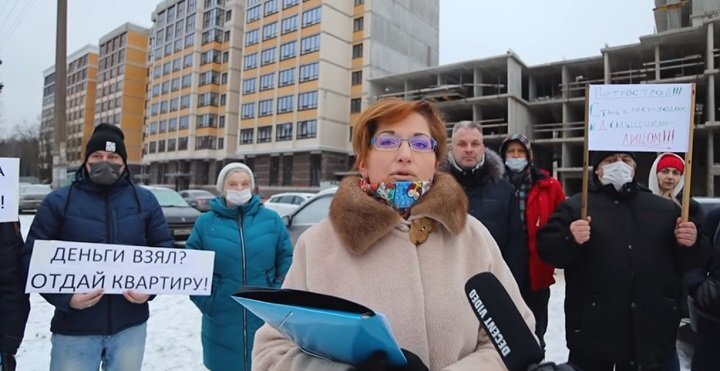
26, 240, 215, 295
0, 157, 20, 223
587, 84, 693, 153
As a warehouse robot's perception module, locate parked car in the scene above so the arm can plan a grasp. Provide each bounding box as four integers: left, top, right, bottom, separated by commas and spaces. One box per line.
19, 184, 53, 213
695, 196, 720, 217
180, 189, 216, 212
283, 188, 337, 245
142, 185, 201, 247
264, 192, 315, 217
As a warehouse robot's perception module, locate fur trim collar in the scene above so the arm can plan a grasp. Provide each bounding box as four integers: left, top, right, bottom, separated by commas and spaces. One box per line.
329, 172, 467, 255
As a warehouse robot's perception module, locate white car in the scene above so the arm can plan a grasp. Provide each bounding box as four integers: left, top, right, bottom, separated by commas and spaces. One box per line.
263, 192, 315, 216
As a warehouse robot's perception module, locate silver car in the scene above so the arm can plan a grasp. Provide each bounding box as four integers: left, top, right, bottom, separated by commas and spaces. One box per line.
283, 188, 337, 245
19, 184, 53, 213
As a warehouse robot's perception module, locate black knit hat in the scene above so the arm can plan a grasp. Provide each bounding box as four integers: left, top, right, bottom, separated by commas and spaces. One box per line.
84, 123, 127, 163
591, 151, 636, 169
500, 134, 533, 162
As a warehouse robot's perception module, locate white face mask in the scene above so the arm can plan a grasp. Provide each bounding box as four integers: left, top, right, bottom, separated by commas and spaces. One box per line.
225, 188, 252, 207
600, 161, 634, 191
505, 158, 528, 172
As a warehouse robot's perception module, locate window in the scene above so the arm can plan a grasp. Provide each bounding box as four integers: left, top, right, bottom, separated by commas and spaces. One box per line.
160, 101, 169, 113
299, 62, 318, 82
218, 138, 224, 150
225, 10, 232, 22
351, 70, 362, 85
260, 47, 276, 65
163, 61, 172, 75
176, 20, 185, 37
264, 0, 278, 15
151, 84, 161, 97
240, 128, 254, 144
182, 74, 192, 88
219, 115, 225, 127
353, 17, 364, 32
300, 34, 320, 54
181, 95, 191, 109
199, 70, 220, 85
310, 153, 320, 186
352, 43, 363, 59
168, 118, 178, 131
186, 14, 196, 32
279, 41, 295, 60
243, 78, 256, 94
262, 22, 277, 40
257, 126, 272, 143
169, 98, 179, 111
258, 99, 273, 116
297, 119, 317, 139
282, 0, 298, 8
244, 53, 257, 70
158, 140, 166, 153
178, 137, 188, 150
220, 94, 226, 106
195, 135, 217, 150
167, 138, 177, 151
277, 95, 293, 113
177, 116, 189, 130
353, 0, 364, 5
248, 0, 261, 7
221, 72, 227, 84
282, 155, 293, 185
162, 81, 170, 94
171, 78, 181, 91
241, 102, 256, 118
246, 6, 260, 22
183, 54, 193, 67
298, 91, 318, 110
276, 122, 292, 141
202, 29, 223, 44
269, 156, 279, 185
149, 141, 157, 153
244, 29, 259, 46
350, 98, 361, 113
197, 92, 218, 107
172, 58, 182, 72
259, 73, 275, 91
153, 66, 162, 78
196, 113, 218, 127
200, 49, 221, 64
281, 15, 297, 34
278, 68, 295, 86
185, 33, 195, 47
302, 7, 321, 27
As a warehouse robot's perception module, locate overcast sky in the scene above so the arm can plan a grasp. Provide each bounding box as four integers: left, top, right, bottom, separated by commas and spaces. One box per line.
0, 0, 656, 136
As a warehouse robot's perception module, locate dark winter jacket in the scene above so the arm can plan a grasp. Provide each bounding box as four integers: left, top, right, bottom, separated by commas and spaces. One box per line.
440, 149, 528, 292
0, 221, 29, 354
24, 171, 173, 336
536, 180, 710, 368
187, 195, 293, 371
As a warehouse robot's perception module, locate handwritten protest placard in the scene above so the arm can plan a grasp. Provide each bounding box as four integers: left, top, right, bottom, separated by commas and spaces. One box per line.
0, 157, 20, 223
26, 240, 215, 295
588, 84, 693, 153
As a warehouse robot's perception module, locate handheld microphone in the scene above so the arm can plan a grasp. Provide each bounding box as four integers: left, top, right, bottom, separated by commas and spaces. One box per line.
464, 272, 544, 371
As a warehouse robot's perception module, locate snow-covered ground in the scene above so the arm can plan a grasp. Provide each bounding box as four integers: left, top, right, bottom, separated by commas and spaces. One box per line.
15, 214, 573, 370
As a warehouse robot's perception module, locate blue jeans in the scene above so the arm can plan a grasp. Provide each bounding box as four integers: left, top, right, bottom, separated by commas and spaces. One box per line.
50, 322, 147, 371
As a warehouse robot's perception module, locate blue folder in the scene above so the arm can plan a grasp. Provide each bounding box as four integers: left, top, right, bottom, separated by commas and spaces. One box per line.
232, 287, 407, 366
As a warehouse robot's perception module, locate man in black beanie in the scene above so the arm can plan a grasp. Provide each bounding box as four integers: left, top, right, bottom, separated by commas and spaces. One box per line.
24, 123, 173, 370
83, 123, 128, 186
537, 151, 710, 371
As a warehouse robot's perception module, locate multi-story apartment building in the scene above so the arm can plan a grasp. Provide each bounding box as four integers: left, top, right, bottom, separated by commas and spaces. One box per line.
39, 68, 56, 182
142, 0, 439, 190
39, 45, 99, 179
94, 23, 150, 177
371, 3, 720, 196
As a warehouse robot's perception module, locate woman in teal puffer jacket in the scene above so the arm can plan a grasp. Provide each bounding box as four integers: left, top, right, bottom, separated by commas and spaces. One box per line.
187, 163, 293, 371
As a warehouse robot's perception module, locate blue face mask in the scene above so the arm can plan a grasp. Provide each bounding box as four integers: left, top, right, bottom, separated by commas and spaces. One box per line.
360, 179, 431, 213
505, 158, 528, 172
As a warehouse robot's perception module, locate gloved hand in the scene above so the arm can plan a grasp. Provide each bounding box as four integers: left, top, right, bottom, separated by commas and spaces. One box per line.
528, 362, 580, 371
695, 276, 720, 314
1, 352, 17, 371
350, 349, 428, 371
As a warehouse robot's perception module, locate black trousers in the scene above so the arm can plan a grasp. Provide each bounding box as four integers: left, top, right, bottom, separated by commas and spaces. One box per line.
568, 351, 668, 371
524, 287, 550, 348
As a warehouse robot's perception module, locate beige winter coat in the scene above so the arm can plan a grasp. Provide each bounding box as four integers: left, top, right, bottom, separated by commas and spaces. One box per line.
252, 173, 535, 371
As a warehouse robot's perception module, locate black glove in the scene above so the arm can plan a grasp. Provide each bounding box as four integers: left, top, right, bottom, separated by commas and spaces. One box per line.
350, 349, 428, 371
528, 362, 581, 371
695, 276, 720, 313
1, 353, 17, 371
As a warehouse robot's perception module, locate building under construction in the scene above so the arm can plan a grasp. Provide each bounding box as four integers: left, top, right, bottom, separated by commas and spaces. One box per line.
370, 0, 720, 195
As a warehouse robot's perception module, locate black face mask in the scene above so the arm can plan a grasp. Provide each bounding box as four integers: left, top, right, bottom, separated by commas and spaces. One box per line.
87, 161, 123, 185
